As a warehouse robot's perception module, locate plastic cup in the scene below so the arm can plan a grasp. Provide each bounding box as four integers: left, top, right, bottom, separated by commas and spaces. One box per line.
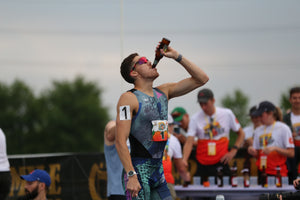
193, 176, 201, 185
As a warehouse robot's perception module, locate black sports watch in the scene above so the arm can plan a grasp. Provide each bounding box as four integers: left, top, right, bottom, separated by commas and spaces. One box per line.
127, 170, 137, 177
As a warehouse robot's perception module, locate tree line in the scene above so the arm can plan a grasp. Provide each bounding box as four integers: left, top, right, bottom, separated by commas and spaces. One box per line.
0, 76, 292, 155
0, 76, 110, 154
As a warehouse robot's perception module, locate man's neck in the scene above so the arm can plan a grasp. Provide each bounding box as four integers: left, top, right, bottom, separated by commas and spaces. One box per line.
291, 108, 300, 115
33, 192, 47, 200
206, 106, 216, 117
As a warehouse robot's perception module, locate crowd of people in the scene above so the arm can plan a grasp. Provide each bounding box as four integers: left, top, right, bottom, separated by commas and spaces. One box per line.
110, 39, 300, 200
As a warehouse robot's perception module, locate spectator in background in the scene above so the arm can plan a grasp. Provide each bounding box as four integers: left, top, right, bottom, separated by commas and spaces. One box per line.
0, 128, 12, 200
248, 101, 294, 181
243, 106, 262, 148
163, 114, 190, 200
171, 107, 189, 145
104, 120, 126, 200
20, 169, 51, 200
283, 86, 300, 184
183, 88, 245, 180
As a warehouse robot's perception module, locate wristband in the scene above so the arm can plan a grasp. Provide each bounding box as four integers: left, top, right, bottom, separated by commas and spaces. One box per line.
232, 145, 239, 150
175, 54, 182, 62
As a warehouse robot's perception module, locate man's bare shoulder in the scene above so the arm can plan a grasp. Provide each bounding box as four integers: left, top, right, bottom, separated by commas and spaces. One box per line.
118, 91, 138, 105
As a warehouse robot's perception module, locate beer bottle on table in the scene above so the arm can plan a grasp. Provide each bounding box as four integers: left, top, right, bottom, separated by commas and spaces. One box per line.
203, 176, 210, 187
275, 165, 282, 187
242, 168, 250, 188
216, 166, 223, 187
152, 38, 170, 68
242, 156, 250, 187
231, 161, 238, 187
261, 165, 268, 188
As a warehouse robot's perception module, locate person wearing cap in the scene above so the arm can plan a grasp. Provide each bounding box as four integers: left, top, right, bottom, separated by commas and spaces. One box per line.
248, 101, 295, 180
243, 106, 262, 148
0, 128, 12, 200
104, 120, 127, 200
162, 114, 190, 200
115, 41, 209, 200
283, 86, 300, 184
20, 169, 51, 200
171, 107, 189, 145
182, 88, 245, 180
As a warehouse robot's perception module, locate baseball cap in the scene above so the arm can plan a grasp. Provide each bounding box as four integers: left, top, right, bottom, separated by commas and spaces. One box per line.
252, 101, 276, 116
197, 88, 214, 103
20, 169, 51, 187
171, 107, 187, 122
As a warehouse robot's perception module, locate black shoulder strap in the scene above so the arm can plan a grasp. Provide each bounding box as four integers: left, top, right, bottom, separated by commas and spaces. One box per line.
128, 88, 136, 93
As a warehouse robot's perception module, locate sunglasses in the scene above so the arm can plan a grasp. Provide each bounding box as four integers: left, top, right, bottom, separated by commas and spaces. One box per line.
131, 57, 148, 72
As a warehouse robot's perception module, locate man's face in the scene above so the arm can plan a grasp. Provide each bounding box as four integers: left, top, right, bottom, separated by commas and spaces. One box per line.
290, 92, 300, 110
199, 99, 215, 115
168, 124, 174, 133
24, 181, 40, 199
132, 56, 159, 80
251, 115, 261, 127
179, 114, 189, 131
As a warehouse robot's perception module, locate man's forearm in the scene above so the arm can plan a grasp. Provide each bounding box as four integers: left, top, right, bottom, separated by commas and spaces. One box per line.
180, 56, 209, 86
183, 136, 194, 162
116, 140, 134, 173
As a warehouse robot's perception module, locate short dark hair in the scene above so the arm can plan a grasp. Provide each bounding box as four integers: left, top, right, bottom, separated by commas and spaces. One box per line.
289, 86, 300, 98
120, 53, 138, 84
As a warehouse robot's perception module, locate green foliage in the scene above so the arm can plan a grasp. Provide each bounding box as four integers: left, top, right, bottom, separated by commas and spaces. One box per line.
0, 76, 110, 154
221, 89, 249, 127
221, 89, 249, 147
279, 91, 290, 114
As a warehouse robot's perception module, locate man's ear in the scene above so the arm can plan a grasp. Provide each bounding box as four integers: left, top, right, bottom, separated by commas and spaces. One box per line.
40, 182, 46, 190
130, 70, 138, 79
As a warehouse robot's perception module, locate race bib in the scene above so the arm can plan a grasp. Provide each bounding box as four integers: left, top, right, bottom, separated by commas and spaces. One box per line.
208, 142, 216, 156
152, 120, 168, 141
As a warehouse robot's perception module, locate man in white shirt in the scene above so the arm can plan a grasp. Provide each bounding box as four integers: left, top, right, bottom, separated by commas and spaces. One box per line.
243, 106, 262, 148
0, 128, 11, 200
183, 88, 245, 179
283, 86, 300, 184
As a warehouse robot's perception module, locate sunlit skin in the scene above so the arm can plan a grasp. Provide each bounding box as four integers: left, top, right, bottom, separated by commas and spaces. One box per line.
24, 180, 47, 200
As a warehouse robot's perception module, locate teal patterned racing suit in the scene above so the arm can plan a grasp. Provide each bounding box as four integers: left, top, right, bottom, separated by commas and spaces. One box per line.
123, 88, 172, 200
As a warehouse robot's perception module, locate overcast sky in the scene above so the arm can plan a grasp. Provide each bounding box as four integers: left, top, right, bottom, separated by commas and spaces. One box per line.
1, 0, 300, 120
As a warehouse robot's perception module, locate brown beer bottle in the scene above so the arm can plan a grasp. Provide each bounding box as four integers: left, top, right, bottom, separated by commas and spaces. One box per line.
216, 166, 223, 187
261, 165, 268, 188
275, 165, 282, 187
231, 161, 238, 187
242, 168, 250, 188
152, 38, 170, 68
